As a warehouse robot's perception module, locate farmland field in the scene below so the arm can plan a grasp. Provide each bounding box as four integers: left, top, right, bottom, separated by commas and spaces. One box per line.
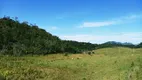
0, 47, 142, 80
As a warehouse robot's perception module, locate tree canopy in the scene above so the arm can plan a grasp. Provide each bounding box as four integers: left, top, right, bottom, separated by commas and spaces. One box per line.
0, 17, 97, 55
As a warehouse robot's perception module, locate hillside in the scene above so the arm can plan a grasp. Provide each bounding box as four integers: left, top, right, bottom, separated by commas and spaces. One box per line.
0, 16, 97, 55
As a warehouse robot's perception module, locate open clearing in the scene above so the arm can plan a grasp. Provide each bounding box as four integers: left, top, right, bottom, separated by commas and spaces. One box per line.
0, 47, 142, 80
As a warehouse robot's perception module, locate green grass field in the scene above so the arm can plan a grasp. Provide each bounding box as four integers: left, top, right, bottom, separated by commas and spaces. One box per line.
0, 47, 142, 80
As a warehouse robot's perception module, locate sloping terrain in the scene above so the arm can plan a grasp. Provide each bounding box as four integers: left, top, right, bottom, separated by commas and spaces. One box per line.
0, 47, 142, 80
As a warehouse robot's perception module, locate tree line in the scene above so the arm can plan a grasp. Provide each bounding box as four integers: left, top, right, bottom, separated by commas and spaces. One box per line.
0, 16, 141, 56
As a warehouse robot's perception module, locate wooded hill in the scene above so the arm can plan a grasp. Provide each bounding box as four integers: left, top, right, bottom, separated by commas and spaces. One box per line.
0, 17, 97, 56
0, 16, 141, 56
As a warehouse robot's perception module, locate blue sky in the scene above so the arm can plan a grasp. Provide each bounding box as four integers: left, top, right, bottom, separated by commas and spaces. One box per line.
0, 0, 142, 44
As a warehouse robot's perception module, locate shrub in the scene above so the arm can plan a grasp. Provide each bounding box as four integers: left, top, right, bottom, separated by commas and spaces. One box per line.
88, 52, 92, 55
64, 53, 69, 56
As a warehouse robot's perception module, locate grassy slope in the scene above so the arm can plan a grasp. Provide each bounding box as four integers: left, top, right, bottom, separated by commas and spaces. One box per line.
0, 47, 142, 80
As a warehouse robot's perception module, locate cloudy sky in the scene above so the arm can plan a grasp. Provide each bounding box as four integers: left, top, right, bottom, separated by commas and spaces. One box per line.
0, 0, 142, 44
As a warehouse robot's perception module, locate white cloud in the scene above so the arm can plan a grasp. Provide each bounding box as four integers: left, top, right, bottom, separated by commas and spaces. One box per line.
43, 26, 58, 32
80, 21, 115, 28
59, 32, 142, 44
80, 14, 142, 28
50, 26, 58, 30
123, 14, 142, 20
61, 35, 95, 42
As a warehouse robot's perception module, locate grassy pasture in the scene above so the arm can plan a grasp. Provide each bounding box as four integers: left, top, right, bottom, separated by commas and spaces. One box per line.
0, 47, 142, 80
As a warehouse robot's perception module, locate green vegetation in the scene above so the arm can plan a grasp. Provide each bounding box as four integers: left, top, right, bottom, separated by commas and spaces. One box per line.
137, 42, 142, 48
0, 16, 97, 55
0, 47, 142, 80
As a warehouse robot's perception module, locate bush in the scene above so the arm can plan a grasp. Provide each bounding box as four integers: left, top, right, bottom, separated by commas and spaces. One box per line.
64, 53, 69, 56
92, 52, 95, 54
88, 52, 92, 55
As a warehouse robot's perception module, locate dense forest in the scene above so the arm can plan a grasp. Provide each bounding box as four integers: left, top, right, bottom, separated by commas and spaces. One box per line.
0, 16, 141, 56
0, 16, 98, 56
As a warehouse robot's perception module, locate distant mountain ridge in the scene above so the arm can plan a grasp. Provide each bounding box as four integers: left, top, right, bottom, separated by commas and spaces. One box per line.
103, 41, 134, 45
